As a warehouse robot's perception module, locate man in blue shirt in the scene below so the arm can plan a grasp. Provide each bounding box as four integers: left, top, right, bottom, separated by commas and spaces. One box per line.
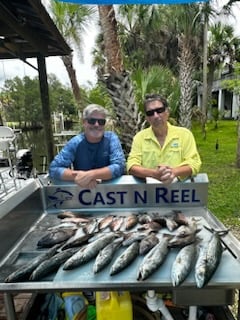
49, 104, 126, 189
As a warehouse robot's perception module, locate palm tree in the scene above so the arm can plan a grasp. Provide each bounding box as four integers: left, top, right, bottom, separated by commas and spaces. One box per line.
118, 5, 178, 73
50, 1, 95, 111
98, 5, 142, 154
131, 65, 180, 118
207, 23, 240, 118
118, 4, 203, 129
167, 4, 203, 129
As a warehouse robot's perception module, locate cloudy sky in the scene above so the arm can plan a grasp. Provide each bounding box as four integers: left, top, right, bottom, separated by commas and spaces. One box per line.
0, 24, 98, 89
0, 1, 239, 90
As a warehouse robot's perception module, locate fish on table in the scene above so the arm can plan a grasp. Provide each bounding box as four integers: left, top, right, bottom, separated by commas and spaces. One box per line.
122, 230, 149, 247
110, 241, 139, 276
168, 231, 198, 248
82, 218, 99, 235
171, 242, 197, 287
98, 215, 115, 231
137, 234, 170, 281
61, 233, 94, 250
37, 228, 77, 248
93, 238, 123, 273
109, 216, 125, 232
139, 232, 159, 255
194, 231, 223, 288
29, 247, 79, 281
124, 213, 139, 230
63, 233, 117, 270
5, 245, 61, 283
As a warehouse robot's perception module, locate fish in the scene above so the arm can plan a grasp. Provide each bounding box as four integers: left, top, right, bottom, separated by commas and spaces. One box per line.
168, 232, 198, 248
139, 232, 159, 255
195, 231, 223, 288
37, 228, 76, 248
171, 243, 197, 286
174, 217, 199, 238
149, 211, 178, 230
82, 218, 99, 234
125, 214, 139, 230
110, 241, 139, 276
93, 238, 123, 273
171, 210, 189, 225
138, 213, 152, 224
110, 216, 124, 232
61, 216, 91, 225
137, 234, 170, 281
57, 211, 78, 219
122, 231, 148, 247
61, 233, 94, 250
47, 222, 78, 231
29, 247, 79, 281
63, 233, 116, 270
98, 215, 115, 230
137, 221, 162, 232
5, 245, 60, 282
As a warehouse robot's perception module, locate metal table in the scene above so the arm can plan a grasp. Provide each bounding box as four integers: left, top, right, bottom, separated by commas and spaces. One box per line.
0, 174, 239, 319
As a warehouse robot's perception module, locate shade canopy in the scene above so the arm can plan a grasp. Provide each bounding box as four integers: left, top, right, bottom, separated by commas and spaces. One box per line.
0, 0, 71, 61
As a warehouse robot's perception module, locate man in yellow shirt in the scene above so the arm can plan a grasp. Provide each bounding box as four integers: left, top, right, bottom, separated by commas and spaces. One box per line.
127, 94, 202, 184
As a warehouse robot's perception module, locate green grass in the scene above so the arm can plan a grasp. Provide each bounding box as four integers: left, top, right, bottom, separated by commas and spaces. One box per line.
192, 120, 240, 227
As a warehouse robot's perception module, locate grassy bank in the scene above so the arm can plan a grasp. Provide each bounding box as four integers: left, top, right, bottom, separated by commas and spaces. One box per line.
192, 120, 240, 228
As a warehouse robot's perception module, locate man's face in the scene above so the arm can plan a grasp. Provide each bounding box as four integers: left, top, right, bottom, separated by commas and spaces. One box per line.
145, 100, 169, 129
83, 111, 106, 142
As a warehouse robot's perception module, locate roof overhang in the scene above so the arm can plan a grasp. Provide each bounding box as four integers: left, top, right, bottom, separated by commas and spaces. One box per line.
0, 0, 71, 60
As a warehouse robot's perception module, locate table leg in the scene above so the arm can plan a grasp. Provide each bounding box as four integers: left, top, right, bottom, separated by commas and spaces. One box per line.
3, 293, 17, 320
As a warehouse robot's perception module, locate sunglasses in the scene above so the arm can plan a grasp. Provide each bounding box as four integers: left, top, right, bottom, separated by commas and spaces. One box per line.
145, 106, 166, 117
87, 118, 106, 126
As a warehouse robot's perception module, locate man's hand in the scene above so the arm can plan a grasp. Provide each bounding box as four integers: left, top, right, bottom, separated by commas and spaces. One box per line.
156, 165, 176, 184
74, 170, 97, 189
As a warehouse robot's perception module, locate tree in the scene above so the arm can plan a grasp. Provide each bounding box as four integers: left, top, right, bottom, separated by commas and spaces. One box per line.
118, 5, 178, 72
50, 1, 95, 111
167, 4, 203, 129
117, 4, 203, 129
207, 22, 240, 113
131, 65, 180, 119
98, 5, 142, 154
0, 75, 77, 129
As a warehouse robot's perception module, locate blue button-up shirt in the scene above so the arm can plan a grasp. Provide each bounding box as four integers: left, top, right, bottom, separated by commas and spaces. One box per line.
49, 131, 126, 180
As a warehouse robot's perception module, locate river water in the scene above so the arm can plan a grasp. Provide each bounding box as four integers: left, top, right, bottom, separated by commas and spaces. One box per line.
15, 121, 81, 174
16, 128, 48, 174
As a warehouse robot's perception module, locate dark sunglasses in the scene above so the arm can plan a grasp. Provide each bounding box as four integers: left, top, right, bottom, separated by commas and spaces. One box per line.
87, 118, 106, 126
145, 107, 166, 117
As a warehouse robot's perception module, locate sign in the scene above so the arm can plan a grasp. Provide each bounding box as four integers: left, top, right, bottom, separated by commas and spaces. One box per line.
45, 174, 208, 210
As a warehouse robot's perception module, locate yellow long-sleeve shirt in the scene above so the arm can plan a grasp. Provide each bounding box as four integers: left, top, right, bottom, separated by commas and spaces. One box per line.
127, 122, 201, 176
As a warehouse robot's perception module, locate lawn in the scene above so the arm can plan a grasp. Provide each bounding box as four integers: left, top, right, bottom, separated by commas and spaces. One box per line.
192, 120, 240, 230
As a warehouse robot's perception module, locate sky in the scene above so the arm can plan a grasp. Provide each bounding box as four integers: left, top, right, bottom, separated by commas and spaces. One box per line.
0, 24, 98, 89
0, 1, 240, 90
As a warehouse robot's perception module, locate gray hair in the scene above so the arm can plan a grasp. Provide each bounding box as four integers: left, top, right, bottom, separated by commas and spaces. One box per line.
83, 104, 108, 119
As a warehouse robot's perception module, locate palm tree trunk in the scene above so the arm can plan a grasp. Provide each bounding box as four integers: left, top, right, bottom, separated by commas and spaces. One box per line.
61, 54, 82, 112
178, 36, 195, 129
98, 5, 141, 154
202, 11, 208, 139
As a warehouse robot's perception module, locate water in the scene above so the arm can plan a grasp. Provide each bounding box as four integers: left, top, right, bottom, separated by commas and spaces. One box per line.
16, 129, 49, 174
16, 122, 81, 174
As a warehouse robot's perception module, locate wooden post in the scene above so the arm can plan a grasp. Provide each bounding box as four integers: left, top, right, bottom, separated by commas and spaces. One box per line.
37, 54, 54, 164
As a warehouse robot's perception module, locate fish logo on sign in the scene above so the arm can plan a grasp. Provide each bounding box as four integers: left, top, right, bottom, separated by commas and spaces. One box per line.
48, 188, 74, 208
